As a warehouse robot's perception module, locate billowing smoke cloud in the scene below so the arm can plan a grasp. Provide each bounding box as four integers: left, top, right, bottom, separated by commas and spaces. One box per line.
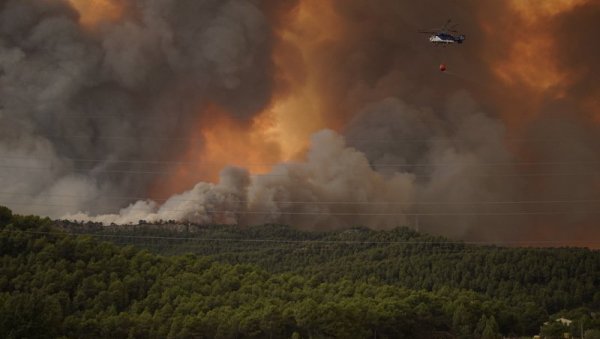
67, 95, 520, 241
2, 0, 600, 244
66, 130, 417, 229
1, 0, 275, 215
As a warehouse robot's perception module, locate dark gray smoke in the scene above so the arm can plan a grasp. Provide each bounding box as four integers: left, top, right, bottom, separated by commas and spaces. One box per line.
68, 94, 518, 242
66, 129, 418, 230
1, 0, 274, 216
344, 93, 522, 240
2, 0, 600, 244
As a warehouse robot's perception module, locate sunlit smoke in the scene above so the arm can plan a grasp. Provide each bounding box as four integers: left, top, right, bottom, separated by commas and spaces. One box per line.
258, 0, 344, 156
477, 0, 599, 137
68, 0, 123, 27
150, 104, 285, 197
1, 0, 599, 245
493, 0, 588, 93
509, 0, 589, 20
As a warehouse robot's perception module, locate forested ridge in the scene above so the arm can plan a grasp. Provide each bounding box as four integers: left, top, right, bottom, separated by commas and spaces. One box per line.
2, 206, 600, 338
57, 220, 600, 314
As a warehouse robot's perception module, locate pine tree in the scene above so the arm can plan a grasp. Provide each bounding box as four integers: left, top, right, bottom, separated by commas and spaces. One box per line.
481, 315, 500, 339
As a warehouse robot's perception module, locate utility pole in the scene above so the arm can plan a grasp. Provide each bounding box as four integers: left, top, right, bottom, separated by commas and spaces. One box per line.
415, 215, 420, 233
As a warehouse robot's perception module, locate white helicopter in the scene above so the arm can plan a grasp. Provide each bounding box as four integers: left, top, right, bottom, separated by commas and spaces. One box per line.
419, 19, 466, 45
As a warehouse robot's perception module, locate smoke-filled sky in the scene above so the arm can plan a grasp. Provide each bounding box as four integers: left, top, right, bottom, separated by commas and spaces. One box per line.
1, 0, 599, 245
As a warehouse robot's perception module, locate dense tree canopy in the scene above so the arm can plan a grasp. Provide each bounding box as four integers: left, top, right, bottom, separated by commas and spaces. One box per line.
58, 221, 600, 314
1, 208, 599, 338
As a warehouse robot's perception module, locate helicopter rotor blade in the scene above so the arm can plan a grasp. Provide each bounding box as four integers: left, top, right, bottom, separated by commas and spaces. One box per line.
443, 18, 452, 29
420, 20, 460, 35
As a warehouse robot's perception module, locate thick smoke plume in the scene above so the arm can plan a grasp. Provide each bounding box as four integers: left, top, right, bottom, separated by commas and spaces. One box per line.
1, 0, 274, 214
2, 0, 600, 244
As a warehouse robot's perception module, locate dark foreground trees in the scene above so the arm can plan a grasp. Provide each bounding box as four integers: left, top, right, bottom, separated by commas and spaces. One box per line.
1, 207, 599, 338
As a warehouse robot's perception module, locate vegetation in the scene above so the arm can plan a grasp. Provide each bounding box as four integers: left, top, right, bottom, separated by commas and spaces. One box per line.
1, 208, 599, 338
58, 221, 600, 314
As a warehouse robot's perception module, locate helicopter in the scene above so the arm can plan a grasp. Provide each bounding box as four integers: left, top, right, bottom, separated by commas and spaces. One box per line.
419, 19, 466, 45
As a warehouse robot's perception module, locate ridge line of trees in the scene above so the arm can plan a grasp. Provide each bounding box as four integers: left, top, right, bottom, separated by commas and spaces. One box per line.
1, 206, 599, 338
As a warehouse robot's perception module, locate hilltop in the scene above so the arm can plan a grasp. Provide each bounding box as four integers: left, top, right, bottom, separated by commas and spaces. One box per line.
1, 207, 599, 338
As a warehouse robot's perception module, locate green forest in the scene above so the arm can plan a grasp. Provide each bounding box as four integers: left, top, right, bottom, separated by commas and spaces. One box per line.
1, 206, 599, 338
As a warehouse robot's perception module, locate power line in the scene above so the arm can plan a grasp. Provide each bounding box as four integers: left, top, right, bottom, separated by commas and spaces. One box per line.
10, 230, 598, 247
10, 230, 471, 245
2, 154, 600, 168
2, 164, 599, 178
2, 201, 599, 217
1, 191, 600, 206
0, 114, 591, 146
0, 233, 490, 254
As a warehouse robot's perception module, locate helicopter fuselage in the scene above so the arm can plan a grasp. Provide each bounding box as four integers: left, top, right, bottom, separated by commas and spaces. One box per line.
429, 33, 465, 44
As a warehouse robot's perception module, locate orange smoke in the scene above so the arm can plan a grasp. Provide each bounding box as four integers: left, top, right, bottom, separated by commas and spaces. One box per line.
68, 0, 123, 27
198, 106, 284, 178
585, 93, 600, 123
265, 0, 345, 153
154, 0, 345, 196
150, 104, 288, 196
493, 0, 587, 94
494, 37, 566, 93
489, 0, 591, 129
509, 0, 589, 20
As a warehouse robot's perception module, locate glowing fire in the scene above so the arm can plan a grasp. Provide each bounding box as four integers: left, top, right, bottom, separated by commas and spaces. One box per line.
68, 0, 123, 27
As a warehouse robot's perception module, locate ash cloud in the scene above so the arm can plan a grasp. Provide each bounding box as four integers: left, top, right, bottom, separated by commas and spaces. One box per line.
66, 129, 418, 230
264, 0, 600, 242
66, 94, 520, 240
1, 0, 275, 215
553, 2, 600, 107
345, 94, 522, 239
2, 0, 600, 243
